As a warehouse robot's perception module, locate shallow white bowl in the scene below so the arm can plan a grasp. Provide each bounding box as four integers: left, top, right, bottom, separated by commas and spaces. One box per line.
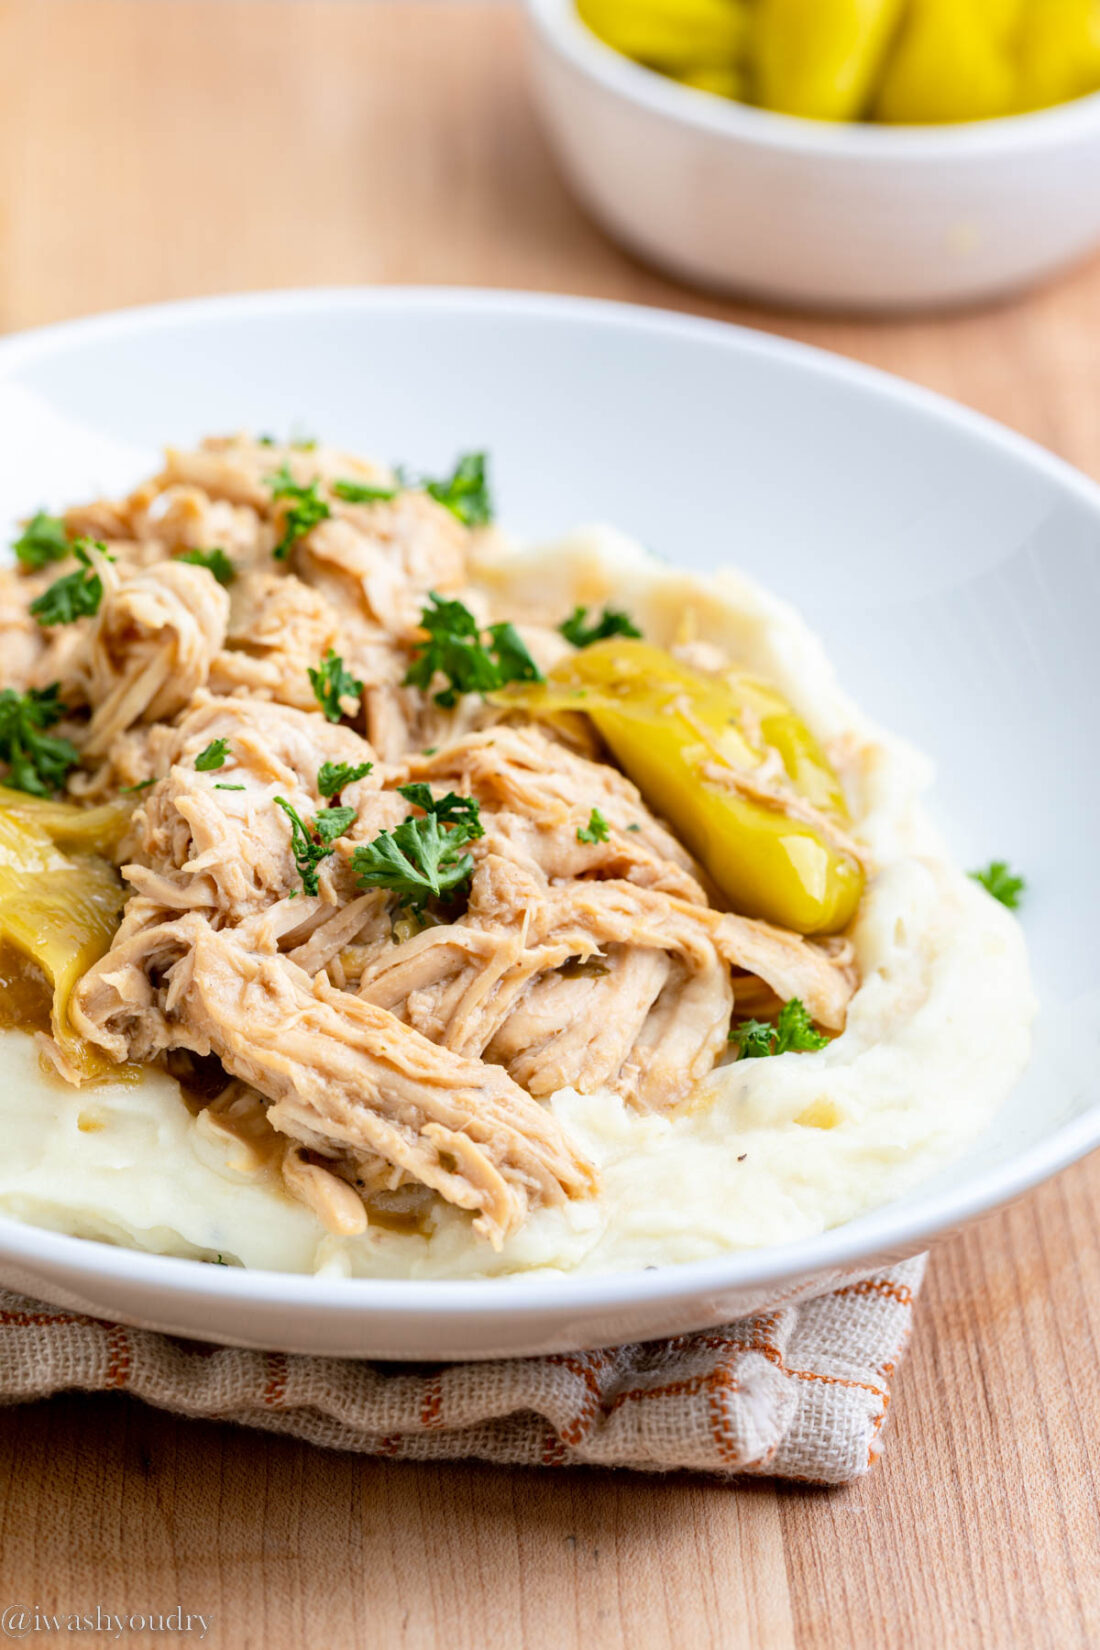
525, 0, 1100, 311
1, 286, 1097, 1358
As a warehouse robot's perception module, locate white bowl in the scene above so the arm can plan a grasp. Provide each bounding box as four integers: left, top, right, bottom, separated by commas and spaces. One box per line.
1, 286, 1097, 1358
525, 0, 1100, 311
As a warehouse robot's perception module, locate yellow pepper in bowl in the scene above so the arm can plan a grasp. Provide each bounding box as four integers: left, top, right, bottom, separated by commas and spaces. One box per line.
751, 0, 906, 120
574, 0, 1100, 123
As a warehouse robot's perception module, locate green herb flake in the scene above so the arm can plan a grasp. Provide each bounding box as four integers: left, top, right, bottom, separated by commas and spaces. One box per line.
577, 807, 610, 845
559, 606, 642, 648
0, 684, 80, 797
215, 783, 246, 792
12, 511, 70, 571
404, 593, 543, 709
275, 796, 356, 896
332, 478, 398, 504
266, 462, 332, 561
195, 738, 230, 772
969, 860, 1026, 911
176, 546, 236, 586
351, 786, 483, 913
308, 649, 364, 724
317, 760, 372, 798
120, 777, 157, 794
423, 452, 493, 527
29, 539, 111, 627
729, 997, 829, 1060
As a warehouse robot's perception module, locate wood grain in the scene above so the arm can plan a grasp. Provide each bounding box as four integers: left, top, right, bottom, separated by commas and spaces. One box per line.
0, 3, 1097, 1646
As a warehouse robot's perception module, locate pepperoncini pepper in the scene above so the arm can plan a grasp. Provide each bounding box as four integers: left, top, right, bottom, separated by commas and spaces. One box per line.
0, 806, 128, 1080
751, 0, 907, 120
873, 0, 1022, 123
496, 639, 863, 935
576, 0, 749, 77
1015, 0, 1100, 111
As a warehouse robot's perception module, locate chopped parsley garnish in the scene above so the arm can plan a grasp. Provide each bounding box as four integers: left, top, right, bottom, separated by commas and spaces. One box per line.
397, 783, 485, 839
970, 860, 1026, 911
424, 452, 493, 527
176, 546, 236, 586
577, 807, 610, 845
729, 997, 829, 1060
308, 649, 363, 724
332, 478, 398, 504
274, 797, 355, 896
29, 540, 111, 627
12, 511, 69, 571
487, 622, 543, 687
351, 786, 483, 912
559, 606, 642, 648
120, 777, 156, 794
195, 738, 230, 772
266, 463, 331, 560
318, 759, 373, 798
404, 593, 542, 708
626, 822, 641, 832
0, 684, 80, 797
215, 783, 246, 792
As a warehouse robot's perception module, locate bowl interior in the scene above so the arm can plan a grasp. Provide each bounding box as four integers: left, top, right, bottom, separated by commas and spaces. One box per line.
0, 287, 1096, 1324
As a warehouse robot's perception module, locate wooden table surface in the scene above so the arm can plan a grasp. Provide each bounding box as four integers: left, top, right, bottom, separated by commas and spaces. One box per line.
0, 3, 1098, 1645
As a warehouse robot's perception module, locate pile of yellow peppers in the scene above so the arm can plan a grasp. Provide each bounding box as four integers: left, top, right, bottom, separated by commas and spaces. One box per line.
576, 0, 1100, 123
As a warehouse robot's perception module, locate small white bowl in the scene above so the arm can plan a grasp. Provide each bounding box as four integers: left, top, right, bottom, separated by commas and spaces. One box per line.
525, 0, 1100, 311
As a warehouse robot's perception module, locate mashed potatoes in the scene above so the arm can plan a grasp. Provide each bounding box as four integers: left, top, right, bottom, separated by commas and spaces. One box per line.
0, 529, 1035, 1277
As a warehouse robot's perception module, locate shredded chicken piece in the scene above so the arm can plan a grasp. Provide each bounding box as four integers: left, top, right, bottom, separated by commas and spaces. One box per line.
82, 560, 230, 757
123, 693, 387, 918
209, 572, 344, 709
71, 913, 597, 1246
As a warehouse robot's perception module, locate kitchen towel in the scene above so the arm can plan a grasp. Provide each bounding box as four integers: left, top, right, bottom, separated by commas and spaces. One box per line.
0, 1256, 925, 1484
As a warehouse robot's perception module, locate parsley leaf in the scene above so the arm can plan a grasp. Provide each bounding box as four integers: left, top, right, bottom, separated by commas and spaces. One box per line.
332, 478, 398, 504
176, 546, 236, 586
559, 606, 642, 648
0, 684, 80, 797
404, 593, 543, 708
577, 807, 610, 845
195, 738, 230, 772
121, 777, 156, 794
729, 997, 829, 1059
970, 860, 1026, 911
308, 649, 363, 724
397, 783, 485, 840
487, 622, 543, 686
351, 813, 475, 911
266, 463, 331, 560
12, 512, 69, 571
29, 540, 111, 627
214, 783, 245, 791
424, 452, 493, 527
274, 797, 355, 896
317, 760, 372, 798
313, 804, 356, 844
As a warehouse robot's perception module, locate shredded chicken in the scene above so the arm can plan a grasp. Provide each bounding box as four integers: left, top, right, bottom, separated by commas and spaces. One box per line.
82, 560, 230, 757
4, 434, 863, 1245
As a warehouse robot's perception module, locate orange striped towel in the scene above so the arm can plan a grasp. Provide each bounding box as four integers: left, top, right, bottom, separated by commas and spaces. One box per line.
0, 1258, 924, 1483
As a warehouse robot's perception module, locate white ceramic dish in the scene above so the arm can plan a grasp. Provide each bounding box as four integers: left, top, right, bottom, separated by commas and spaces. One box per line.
525, 0, 1100, 311
0, 286, 1096, 1359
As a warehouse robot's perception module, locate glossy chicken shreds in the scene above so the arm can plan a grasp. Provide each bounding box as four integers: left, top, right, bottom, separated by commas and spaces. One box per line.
0, 436, 859, 1248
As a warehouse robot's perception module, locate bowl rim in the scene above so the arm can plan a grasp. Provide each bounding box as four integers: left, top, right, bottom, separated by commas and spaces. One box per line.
526, 0, 1100, 160
1, 281, 1098, 1324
